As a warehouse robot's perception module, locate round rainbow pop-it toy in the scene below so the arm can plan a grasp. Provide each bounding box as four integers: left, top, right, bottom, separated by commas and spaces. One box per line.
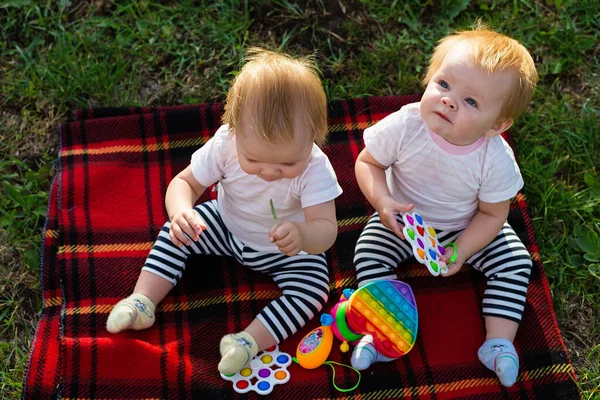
402, 212, 449, 276
346, 280, 418, 358
220, 345, 292, 395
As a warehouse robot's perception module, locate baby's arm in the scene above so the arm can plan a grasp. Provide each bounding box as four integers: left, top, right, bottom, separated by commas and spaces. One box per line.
355, 148, 390, 206
165, 165, 207, 246
355, 148, 413, 238
298, 200, 337, 253
442, 199, 510, 276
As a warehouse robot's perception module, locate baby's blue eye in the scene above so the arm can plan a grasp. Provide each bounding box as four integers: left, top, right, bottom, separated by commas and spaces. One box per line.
439, 80, 449, 89
466, 98, 478, 107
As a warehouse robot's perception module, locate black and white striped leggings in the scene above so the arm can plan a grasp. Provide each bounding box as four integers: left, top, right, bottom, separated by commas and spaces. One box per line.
141, 200, 330, 343
354, 213, 532, 323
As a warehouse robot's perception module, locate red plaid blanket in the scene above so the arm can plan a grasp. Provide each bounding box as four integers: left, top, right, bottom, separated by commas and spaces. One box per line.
23, 95, 579, 399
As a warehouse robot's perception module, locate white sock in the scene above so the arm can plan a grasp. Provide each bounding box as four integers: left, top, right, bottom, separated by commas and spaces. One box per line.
350, 335, 396, 370
478, 338, 519, 387
106, 293, 156, 333
218, 331, 258, 375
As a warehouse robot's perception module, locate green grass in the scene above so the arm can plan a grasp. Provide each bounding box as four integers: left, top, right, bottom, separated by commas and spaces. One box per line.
1, 0, 599, 398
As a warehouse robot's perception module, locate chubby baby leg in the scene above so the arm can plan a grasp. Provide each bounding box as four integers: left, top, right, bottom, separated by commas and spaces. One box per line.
476, 268, 530, 387
107, 202, 236, 334
106, 222, 189, 334
478, 316, 520, 387
466, 224, 532, 387
219, 252, 330, 374
218, 286, 331, 376
351, 213, 415, 369
106, 221, 190, 334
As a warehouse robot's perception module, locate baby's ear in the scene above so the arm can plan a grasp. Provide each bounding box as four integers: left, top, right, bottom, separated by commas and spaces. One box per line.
486, 117, 513, 137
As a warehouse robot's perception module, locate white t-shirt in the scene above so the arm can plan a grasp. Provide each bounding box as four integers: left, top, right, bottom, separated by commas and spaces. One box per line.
364, 102, 524, 231
190, 125, 343, 252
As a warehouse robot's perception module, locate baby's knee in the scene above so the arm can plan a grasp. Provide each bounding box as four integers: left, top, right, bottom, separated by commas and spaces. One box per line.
353, 252, 364, 267
161, 221, 177, 241
316, 285, 330, 311
513, 245, 533, 273
514, 256, 533, 277
488, 255, 533, 281
303, 283, 329, 315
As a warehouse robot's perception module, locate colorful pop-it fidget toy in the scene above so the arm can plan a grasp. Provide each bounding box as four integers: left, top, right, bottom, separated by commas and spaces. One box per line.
346, 280, 418, 358
402, 212, 449, 276
220, 345, 292, 395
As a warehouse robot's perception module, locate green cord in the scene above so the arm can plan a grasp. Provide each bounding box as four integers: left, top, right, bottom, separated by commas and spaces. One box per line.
292, 357, 361, 393
324, 361, 361, 392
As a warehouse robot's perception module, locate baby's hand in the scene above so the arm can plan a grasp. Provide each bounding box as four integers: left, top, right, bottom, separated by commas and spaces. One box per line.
375, 196, 414, 239
269, 221, 302, 256
169, 208, 206, 247
440, 244, 466, 277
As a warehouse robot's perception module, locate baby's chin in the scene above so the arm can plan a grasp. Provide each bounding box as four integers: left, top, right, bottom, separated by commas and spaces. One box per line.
257, 175, 281, 182
427, 124, 446, 139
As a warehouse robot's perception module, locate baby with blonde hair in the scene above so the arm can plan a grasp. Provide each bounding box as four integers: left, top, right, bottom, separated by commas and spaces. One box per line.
107, 48, 342, 375
352, 24, 538, 387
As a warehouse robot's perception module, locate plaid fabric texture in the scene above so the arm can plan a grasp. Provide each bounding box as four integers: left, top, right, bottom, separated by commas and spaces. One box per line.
23, 95, 580, 399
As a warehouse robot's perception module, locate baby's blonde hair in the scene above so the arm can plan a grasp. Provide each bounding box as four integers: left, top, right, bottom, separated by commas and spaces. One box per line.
424, 23, 538, 120
222, 47, 328, 146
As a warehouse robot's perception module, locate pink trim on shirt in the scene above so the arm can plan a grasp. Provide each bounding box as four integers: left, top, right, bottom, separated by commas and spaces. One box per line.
428, 129, 486, 155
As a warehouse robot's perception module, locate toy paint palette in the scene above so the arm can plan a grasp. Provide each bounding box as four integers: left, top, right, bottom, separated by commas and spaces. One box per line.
402, 212, 448, 276
221, 345, 292, 395
346, 280, 418, 358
